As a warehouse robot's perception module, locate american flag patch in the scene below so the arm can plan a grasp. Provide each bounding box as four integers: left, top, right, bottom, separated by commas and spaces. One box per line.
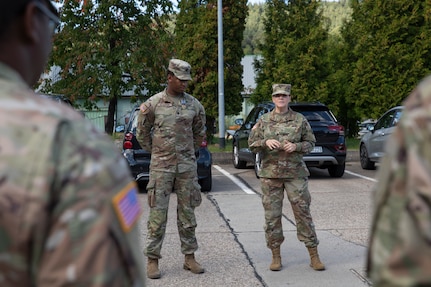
112, 182, 142, 232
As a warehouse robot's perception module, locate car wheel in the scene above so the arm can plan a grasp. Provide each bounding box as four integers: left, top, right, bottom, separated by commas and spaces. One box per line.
328, 164, 345, 177
360, 144, 376, 170
232, 143, 247, 169
254, 152, 261, 178
199, 169, 212, 192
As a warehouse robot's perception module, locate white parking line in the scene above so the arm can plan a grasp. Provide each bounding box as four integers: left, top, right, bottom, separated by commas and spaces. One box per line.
213, 165, 256, 194
345, 170, 377, 182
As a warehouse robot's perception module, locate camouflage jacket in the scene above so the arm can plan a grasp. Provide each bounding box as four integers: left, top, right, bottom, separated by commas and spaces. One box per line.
0, 63, 145, 286
136, 89, 206, 173
367, 75, 431, 286
248, 108, 315, 179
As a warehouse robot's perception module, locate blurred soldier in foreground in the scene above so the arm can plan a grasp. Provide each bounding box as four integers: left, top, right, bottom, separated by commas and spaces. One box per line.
248, 84, 325, 272
137, 59, 206, 279
367, 75, 431, 286
0, 1, 146, 286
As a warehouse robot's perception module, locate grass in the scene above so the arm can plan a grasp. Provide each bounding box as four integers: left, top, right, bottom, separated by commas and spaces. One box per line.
208, 138, 232, 153
346, 137, 360, 150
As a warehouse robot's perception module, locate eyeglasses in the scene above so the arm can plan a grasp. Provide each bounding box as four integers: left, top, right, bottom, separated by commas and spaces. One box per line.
34, 1, 60, 34
272, 94, 289, 98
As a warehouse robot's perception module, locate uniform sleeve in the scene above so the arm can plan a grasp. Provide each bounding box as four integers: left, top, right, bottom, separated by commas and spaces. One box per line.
136, 100, 154, 152
37, 120, 146, 286
248, 119, 267, 153
193, 100, 206, 151
296, 116, 316, 154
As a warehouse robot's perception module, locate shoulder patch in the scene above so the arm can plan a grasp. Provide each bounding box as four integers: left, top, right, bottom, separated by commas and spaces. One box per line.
112, 182, 142, 233
140, 103, 150, 114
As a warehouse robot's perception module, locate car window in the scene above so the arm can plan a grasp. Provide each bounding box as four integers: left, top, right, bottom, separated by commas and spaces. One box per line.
300, 111, 333, 122
131, 110, 139, 134
374, 109, 397, 130
392, 109, 403, 127
244, 107, 262, 127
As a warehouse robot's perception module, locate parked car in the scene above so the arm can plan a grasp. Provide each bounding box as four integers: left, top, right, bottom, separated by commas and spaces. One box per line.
38, 93, 73, 106
359, 106, 404, 170
122, 107, 212, 192
357, 119, 376, 138
232, 102, 346, 178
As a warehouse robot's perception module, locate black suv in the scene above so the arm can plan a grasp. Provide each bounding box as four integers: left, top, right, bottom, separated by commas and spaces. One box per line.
122, 107, 213, 192
232, 102, 346, 177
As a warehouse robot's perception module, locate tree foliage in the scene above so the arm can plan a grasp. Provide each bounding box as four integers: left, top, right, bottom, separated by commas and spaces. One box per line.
343, 0, 430, 121
44, 0, 174, 134
175, 0, 247, 139
253, 0, 329, 106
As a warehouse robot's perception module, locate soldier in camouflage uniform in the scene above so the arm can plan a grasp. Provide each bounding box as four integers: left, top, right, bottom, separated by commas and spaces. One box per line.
0, 1, 146, 286
136, 59, 206, 279
248, 84, 325, 272
367, 75, 431, 286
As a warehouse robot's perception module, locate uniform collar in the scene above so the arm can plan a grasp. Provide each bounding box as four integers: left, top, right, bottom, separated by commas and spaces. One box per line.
0, 62, 29, 89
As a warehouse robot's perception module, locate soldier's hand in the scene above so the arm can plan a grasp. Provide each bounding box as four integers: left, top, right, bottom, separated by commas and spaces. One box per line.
265, 139, 281, 150
282, 141, 297, 153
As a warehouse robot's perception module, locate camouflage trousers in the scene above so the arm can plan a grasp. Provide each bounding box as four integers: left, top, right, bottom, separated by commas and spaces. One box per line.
144, 170, 200, 259
260, 177, 319, 249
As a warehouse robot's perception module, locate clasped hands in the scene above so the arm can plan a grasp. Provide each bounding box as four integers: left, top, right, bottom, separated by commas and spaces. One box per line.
265, 139, 296, 153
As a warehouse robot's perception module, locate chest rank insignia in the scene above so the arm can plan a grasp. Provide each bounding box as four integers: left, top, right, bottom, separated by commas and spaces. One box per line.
112, 182, 142, 232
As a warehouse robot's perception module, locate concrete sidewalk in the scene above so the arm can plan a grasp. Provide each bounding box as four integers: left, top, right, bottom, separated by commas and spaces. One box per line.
140, 162, 371, 287
209, 190, 370, 287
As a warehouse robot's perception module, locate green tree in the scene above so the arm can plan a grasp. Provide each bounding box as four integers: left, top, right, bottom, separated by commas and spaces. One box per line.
252, 0, 329, 106
44, 0, 174, 134
175, 0, 247, 140
344, 0, 429, 120
243, 4, 265, 55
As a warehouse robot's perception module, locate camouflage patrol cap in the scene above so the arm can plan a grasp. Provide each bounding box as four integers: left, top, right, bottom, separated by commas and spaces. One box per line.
272, 84, 291, 96
168, 59, 192, 81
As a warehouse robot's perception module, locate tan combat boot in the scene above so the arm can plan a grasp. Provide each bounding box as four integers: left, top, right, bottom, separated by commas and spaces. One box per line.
183, 254, 205, 274
270, 247, 282, 271
307, 247, 325, 271
147, 258, 161, 279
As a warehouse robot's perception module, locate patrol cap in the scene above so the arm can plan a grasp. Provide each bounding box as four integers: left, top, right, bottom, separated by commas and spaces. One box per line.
1, 1, 59, 38
168, 59, 192, 81
6, 0, 58, 15
272, 84, 291, 96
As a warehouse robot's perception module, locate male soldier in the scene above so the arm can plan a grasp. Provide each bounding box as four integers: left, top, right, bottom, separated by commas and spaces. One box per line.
0, 1, 146, 286
367, 75, 431, 286
137, 59, 206, 279
248, 84, 325, 272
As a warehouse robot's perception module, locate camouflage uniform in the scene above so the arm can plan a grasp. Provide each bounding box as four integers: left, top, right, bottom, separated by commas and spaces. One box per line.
0, 63, 146, 286
367, 75, 431, 286
248, 108, 319, 249
137, 89, 206, 259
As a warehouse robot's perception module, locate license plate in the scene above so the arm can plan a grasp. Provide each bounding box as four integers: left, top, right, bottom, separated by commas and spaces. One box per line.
311, 146, 323, 153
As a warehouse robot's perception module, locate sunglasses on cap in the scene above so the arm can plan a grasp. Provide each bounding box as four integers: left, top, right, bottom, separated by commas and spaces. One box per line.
272, 94, 289, 98
33, 1, 60, 34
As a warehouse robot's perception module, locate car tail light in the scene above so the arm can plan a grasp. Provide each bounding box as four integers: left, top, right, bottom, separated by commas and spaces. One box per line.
123, 132, 134, 149
334, 143, 346, 152
328, 125, 345, 136
200, 139, 208, 148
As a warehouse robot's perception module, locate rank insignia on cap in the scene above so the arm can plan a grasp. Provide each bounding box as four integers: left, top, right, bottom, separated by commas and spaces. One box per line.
112, 182, 142, 233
